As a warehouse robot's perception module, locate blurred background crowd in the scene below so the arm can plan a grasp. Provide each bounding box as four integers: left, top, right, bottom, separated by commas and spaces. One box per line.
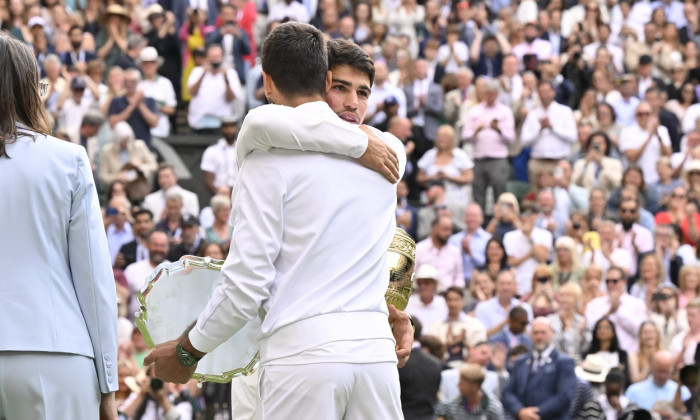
6, 0, 700, 417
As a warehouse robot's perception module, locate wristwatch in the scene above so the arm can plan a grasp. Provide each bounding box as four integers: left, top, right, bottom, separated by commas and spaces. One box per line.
175, 341, 200, 367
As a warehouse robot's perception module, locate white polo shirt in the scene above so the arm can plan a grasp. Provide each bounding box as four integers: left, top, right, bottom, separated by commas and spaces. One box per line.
200, 139, 238, 189
503, 227, 553, 296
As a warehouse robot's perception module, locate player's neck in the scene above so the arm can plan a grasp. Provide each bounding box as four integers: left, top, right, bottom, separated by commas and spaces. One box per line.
278, 94, 325, 108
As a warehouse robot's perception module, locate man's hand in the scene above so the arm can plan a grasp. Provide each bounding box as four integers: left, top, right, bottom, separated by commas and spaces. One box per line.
519, 407, 541, 420
388, 304, 413, 368
143, 339, 197, 384
608, 289, 622, 314
358, 125, 399, 183
100, 392, 118, 420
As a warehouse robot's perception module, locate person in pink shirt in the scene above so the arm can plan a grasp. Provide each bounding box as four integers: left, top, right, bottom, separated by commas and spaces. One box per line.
416, 215, 465, 292
461, 78, 516, 212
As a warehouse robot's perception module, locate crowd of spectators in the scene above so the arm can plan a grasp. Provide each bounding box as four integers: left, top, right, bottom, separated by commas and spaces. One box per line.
7, 0, 700, 417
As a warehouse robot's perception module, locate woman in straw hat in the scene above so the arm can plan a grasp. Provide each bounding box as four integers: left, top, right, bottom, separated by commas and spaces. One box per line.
96, 4, 132, 69
0, 32, 118, 419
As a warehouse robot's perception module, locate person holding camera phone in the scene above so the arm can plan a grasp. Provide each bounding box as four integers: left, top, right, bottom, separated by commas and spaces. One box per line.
205, 3, 251, 84
119, 365, 192, 420
572, 131, 623, 198
186, 43, 243, 132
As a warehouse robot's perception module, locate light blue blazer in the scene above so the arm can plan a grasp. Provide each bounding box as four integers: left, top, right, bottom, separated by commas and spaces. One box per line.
0, 129, 118, 393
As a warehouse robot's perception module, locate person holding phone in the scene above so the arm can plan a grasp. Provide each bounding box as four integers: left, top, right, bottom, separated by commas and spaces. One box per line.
205, 3, 251, 84
572, 131, 623, 197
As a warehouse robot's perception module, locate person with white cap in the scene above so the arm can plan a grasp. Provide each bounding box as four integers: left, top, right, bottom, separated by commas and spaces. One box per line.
406, 264, 449, 332
138, 46, 177, 140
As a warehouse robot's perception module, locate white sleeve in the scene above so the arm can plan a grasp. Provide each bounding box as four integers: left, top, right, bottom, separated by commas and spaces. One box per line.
235, 104, 369, 167
187, 67, 204, 89
189, 150, 285, 352
200, 146, 217, 173
164, 79, 177, 107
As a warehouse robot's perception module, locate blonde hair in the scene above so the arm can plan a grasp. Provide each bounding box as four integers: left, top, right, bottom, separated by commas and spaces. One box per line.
679, 266, 700, 294
637, 321, 661, 372
584, 265, 603, 280
553, 236, 580, 273
496, 192, 520, 214
559, 282, 582, 303
460, 363, 485, 385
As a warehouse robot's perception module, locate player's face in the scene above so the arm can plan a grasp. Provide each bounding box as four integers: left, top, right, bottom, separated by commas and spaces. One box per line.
326, 64, 372, 125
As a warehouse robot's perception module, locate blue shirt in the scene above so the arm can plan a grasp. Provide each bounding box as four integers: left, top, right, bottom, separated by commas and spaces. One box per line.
625, 377, 691, 410
611, 96, 640, 128
449, 228, 491, 284
107, 96, 158, 148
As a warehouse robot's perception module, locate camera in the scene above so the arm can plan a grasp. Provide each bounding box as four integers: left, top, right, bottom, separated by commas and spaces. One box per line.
572, 222, 581, 230
592, 143, 600, 152
536, 276, 549, 284
150, 377, 164, 392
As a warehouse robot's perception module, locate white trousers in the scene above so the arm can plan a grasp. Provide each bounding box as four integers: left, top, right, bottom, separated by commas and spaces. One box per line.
231, 370, 259, 419
0, 352, 100, 420
256, 362, 403, 420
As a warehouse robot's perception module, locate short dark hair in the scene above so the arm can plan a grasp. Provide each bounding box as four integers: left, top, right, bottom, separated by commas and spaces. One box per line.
445, 286, 464, 298
412, 315, 423, 340
327, 39, 375, 87
69, 25, 82, 35
261, 22, 328, 98
133, 209, 154, 221
509, 306, 527, 320
157, 162, 176, 175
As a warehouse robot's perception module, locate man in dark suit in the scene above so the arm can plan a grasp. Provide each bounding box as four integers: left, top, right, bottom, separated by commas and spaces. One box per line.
167, 214, 203, 261
502, 317, 577, 420
645, 86, 682, 152
540, 9, 567, 57
398, 317, 443, 420
116, 209, 154, 269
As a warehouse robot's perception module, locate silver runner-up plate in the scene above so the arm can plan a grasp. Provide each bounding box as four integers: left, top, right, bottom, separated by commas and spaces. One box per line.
135, 256, 261, 383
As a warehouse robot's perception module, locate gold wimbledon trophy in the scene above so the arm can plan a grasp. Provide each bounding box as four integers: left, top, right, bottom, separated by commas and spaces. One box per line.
385, 227, 416, 311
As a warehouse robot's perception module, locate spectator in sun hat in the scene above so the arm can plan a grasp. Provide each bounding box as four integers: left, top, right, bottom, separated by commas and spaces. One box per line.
406, 264, 449, 332
138, 46, 177, 141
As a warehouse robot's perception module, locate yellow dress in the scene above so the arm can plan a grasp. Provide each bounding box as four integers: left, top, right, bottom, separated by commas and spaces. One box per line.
181, 27, 205, 102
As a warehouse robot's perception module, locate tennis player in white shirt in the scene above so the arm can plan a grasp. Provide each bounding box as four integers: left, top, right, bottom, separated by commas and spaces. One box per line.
146, 24, 412, 419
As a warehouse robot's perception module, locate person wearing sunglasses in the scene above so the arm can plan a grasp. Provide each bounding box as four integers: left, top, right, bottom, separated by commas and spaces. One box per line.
619, 101, 672, 185
585, 267, 648, 354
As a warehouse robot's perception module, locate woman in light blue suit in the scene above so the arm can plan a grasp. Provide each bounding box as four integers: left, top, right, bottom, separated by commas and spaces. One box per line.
0, 33, 118, 419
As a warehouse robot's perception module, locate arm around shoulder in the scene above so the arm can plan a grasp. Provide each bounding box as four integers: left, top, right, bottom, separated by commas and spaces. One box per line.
236, 104, 369, 167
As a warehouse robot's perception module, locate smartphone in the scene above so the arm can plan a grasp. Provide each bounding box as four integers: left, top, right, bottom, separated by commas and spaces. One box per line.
105, 207, 118, 216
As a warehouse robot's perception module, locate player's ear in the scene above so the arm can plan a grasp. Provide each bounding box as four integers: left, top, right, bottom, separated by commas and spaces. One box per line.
325, 70, 332, 93
262, 71, 275, 103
